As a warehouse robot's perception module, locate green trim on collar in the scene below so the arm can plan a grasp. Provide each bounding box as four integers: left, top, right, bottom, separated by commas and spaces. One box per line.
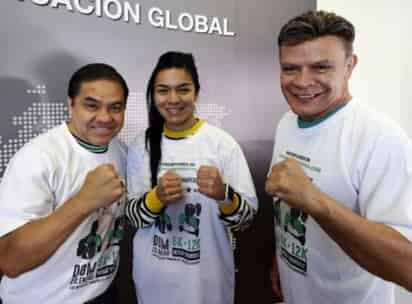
297, 102, 348, 129
70, 132, 108, 153
163, 119, 204, 139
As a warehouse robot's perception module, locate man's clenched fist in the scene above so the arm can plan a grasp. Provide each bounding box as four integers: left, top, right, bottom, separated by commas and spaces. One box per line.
77, 164, 125, 212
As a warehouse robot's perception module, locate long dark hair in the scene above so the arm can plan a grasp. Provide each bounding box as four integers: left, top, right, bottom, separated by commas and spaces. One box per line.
145, 51, 200, 187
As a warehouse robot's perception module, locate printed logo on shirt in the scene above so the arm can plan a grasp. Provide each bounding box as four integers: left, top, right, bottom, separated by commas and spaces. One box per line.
281, 151, 321, 173
178, 203, 201, 237
155, 212, 173, 234
274, 151, 318, 275
160, 161, 201, 194
77, 220, 102, 259
152, 203, 202, 264
151, 160, 204, 264
70, 216, 124, 289
276, 203, 308, 275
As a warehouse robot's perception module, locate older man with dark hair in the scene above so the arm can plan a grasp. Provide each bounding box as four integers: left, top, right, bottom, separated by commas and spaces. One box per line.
0, 63, 128, 304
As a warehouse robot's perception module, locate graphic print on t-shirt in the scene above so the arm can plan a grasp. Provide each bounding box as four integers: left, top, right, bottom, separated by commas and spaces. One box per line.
274, 151, 321, 275
151, 161, 203, 264
77, 220, 102, 259
155, 212, 173, 234
70, 213, 124, 289
178, 203, 201, 237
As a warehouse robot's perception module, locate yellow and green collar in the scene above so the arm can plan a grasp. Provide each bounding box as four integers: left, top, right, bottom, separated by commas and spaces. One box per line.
163, 119, 204, 139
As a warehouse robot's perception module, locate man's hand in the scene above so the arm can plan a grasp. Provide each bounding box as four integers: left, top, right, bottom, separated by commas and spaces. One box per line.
197, 165, 225, 201
265, 158, 323, 214
0, 163, 126, 278
76, 164, 125, 212
156, 170, 184, 205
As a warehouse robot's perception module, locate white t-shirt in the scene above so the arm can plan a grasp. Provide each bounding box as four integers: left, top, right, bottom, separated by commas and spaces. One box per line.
127, 121, 257, 304
271, 101, 412, 304
0, 123, 126, 304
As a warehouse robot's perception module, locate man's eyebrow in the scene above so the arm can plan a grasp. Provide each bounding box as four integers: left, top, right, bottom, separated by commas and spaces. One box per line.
280, 62, 300, 66
84, 96, 101, 103
84, 96, 125, 105
311, 60, 333, 65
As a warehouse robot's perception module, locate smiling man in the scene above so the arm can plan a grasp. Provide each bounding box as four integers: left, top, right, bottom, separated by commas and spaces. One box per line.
266, 10, 412, 304
0, 63, 128, 304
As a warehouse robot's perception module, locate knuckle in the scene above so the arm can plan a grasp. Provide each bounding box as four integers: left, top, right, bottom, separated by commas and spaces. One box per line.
102, 164, 114, 171
159, 178, 166, 186
114, 188, 123, 197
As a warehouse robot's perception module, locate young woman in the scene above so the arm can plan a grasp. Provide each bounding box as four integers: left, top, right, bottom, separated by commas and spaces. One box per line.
126, 51, 257, 304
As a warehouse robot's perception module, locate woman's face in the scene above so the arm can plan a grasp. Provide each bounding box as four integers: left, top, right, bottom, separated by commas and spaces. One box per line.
153, 68, 198, 131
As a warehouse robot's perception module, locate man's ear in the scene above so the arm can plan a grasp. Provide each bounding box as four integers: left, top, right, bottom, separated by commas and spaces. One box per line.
67, 97, 73, 116
346, 54, 358, 78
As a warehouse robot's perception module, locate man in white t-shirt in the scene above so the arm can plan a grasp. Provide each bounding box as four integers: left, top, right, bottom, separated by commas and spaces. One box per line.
0, 63, 128, 304
266, 10, 412, 304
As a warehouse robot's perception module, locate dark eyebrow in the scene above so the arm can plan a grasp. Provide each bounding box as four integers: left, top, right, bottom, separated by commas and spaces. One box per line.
311, 60, 333, 65
280, 63, 300, 67
177, 83, 193, 88
84, 97, 124, 105
155, 84, 169, 88
109, 101, 125, 106
84, 97, 101, 103
155, 82, 193, 88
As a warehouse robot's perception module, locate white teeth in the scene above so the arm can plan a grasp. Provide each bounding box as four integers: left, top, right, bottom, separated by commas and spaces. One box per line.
295, 92, 322, 100
94, 127, 112, 134
167, 108, 180, 114
299, 95, 315, 98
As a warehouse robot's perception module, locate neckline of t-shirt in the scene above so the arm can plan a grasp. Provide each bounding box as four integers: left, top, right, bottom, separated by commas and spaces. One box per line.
63, 122, 110, 155
296, 100, 354, 131
163, 118, 204, 140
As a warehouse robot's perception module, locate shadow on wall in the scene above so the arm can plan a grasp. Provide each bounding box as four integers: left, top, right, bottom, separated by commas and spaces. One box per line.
0, 77, 35, 141
0, 76, 34, 304
0, 53, 83, 178
31, 52, 84, 104
234, 140, 277, 304
117, 223, 138, 304
0, 54, 82, 303
0, 77, 36, 178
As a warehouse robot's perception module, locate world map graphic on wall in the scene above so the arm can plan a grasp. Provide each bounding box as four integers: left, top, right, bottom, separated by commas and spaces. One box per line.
0, 85, 232, 178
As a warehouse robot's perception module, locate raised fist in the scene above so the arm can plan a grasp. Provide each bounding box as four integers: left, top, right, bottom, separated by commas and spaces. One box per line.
156, 170, 184, 205
265, 158, 320, 213
77, 164, 125, 212
196, 165, 225, 201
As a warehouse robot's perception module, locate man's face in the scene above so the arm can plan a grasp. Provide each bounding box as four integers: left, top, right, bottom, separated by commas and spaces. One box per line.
279, 35, 357, 121
67, 79, 126, 145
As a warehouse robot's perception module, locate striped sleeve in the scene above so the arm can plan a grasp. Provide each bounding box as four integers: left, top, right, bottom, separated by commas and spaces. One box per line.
125, 193, 162, 229
219, 192, 256, 232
